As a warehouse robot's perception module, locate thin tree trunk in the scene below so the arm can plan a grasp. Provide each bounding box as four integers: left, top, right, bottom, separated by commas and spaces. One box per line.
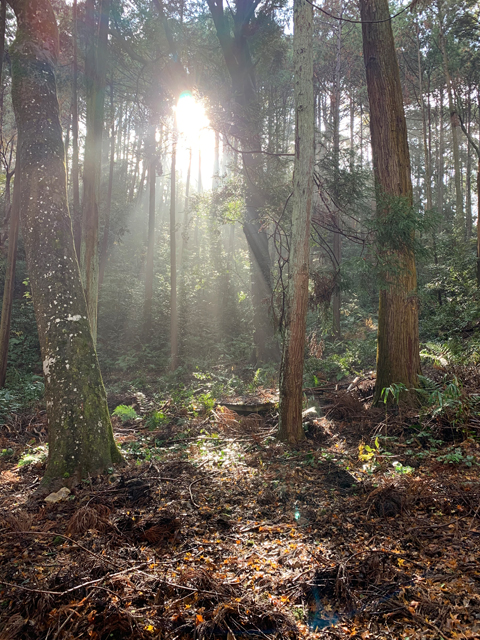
99, 81, 115, 289
437, 87, 445, 222
360, 0, 421, 405
466, 92, 472, 238
64, 105, 71, 185
278, 0, 314, 444
71, 0, 81, 260
0, 146, 20, 387
457, 94, 480, 286
81, 0, 110, 342
0, 0, 7, 127
144, 119, 156, 336
179, 146, 192, 269
416, 22, 432, 212
170, 130, 178, 370
332, 7, 343, 337
437, 0, 463, 234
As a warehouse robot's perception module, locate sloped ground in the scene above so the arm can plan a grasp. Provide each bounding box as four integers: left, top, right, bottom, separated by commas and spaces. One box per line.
1, 380, 480, 639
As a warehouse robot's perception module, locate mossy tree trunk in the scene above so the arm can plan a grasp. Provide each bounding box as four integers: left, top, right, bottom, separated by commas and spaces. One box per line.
360, 0, 421, 405
8, 0, 122, 485
278, 0, 314, 444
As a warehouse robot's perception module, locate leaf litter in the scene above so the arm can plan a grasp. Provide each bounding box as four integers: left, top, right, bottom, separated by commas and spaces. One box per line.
1, 378, 480, 638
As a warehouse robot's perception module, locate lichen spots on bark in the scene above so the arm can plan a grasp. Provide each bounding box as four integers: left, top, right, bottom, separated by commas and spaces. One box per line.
9, 0, 122, 485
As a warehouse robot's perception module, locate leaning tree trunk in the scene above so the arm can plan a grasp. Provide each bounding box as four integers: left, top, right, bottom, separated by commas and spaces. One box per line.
360, 0, 421, 405
8, 0, 122, 485
278, 0, 314, 444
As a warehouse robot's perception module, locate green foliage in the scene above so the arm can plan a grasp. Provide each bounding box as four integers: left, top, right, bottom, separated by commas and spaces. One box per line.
145, 410, 168, 431
381, 382, 407, 405
436, 447, 476, 467
197, 392, 215, 414
417, 374, 477, 428
0, 373, 44, 423
112, 405, 138, 423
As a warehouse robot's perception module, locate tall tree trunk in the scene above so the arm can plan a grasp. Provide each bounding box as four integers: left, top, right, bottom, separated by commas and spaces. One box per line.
437, 0, 463, 235
457, 96, 480, 286
8, 0, 122, 485
144, 119, 156, 337
71, 0, 81, 260
278, 0, 314, 444
81, 0, 110, 342
0, 147, 20, 388
0, 0, 7, 127
98, 81, 115, 289
437, 87, 445, 221
170, 130, 178, 371
332, 7, 343, 337
206, 0, 279, 362
360, 0, 421, 405
179, 146, 192, 269
465, 92, 472, 238
416, 22, 432, 212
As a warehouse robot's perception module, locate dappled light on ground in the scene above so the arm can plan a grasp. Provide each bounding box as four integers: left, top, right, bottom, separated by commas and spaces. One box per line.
1, 376, 480, 638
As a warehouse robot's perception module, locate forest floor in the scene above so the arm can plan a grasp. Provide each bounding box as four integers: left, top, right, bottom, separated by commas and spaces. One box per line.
1, 370, 480, 639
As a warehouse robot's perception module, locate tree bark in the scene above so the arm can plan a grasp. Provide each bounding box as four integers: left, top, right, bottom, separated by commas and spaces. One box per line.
71, 0, 81, 260
0, 0, 7, 127
144, 119, 156, 337
278, 0, 314, 444
8, 0, 122, 485
360, 0, 421, 405
98, 81, 115, 289
170, 129, 178, 371
81, 0, 110, 342
437, 0, 463, 235
332, 6, 343, 337
206, 0, 279, 362
0, 146, 20, 388
416, 22, 432, 212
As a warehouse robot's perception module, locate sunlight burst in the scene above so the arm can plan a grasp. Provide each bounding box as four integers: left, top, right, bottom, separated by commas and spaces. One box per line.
175, 91, 209, 143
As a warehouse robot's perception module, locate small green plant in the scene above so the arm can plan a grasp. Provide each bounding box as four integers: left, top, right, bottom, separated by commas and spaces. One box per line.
436, 447, 476, 466
417, 374, 474, 428
197, 392, 215, 414
145, 410, 168, 430
381, 382, 407, 405
112, 405, 138, 423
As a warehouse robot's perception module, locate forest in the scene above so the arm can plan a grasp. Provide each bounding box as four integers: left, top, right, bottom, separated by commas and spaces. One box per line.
0, 0, 480, 637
